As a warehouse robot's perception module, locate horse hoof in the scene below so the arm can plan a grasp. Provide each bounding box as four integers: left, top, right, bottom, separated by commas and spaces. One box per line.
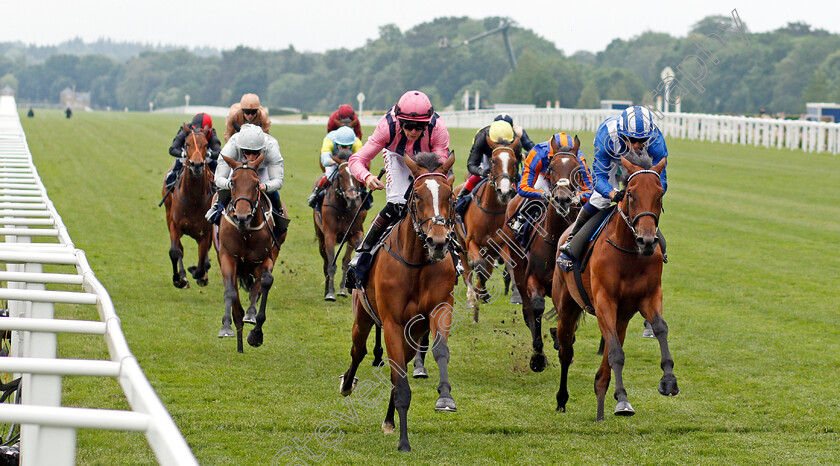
196, 276, 208, 287
435, 396, 457, 412
187, 266, 198, 279
372, 358, 384, 368
173, 276, 189, 289
614, 401, 635, 416
529, 353, 548, 372
247, 329, 263, 347
217, 327, 234, 338
413, 366, 428, 379
381, 421, 395, 434
659, 377, 680, 396
642, 323, 655, 338
243, 310, 257, 324
339, 375, 358, 396
510, 295, 522, 305
397, 441, 411, 453
337, 289, 348, 297
324, 293, 336, 302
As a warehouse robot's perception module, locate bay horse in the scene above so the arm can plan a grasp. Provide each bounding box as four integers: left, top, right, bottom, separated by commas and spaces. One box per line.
339, 152, 457, 452
552, 156, 678, 421
503, 136, 587, 372
455, 138, 520, 322
314, 149, 367, 301
163, 124, 214, 288
215, 154, 286, 353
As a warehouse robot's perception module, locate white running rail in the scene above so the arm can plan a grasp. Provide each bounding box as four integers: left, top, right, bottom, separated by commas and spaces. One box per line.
360, 108, 840, 155
0, 96, 197, 465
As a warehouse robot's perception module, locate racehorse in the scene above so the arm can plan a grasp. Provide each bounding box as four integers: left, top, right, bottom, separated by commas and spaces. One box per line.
215, 154, 286, 353
339, 152, 457, 452
503, 136, 586, 373
551, 156, 678, 421
314, 149, 367, 300
163, 124, 214, 288
455, 138, 520, 322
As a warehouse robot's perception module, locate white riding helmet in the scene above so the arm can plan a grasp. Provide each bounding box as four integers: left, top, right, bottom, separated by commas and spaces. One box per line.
333, 126, 356, 146
237, 124, 266, 151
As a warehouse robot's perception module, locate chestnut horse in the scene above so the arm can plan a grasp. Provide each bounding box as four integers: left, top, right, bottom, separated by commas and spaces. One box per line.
314, 149, 367, 301
455, 139, 520, 322
215, 154, 286, 353
552, 156, 678, 421
503, 136, 587, 372
163, 125, 214, 288
339, 152, 457, 452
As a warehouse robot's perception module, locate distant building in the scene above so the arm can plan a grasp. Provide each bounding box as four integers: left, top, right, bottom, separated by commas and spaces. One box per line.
804, 103, 840, 123
60, 87, 91, 109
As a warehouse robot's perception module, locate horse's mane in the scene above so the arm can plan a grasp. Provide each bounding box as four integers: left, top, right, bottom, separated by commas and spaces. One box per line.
413, 152, 442, 172
624, 151, 653, 169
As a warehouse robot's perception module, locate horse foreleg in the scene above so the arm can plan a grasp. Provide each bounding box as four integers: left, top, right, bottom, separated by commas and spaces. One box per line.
168, 226, 189, 288
525, 276, 547, 372
382, 322, 412, 452
640, 298, 679, 397
218, 264, 237, 338
324, 237, 337, 301
372, 324, 384, 367
341, 295, 374, 396
555, 291, 581, 413
247, 267, 273, 348
594, 303, 627, 421
192, 234, 212, 286
430, 307, 456, 412
412, 332, 429, 379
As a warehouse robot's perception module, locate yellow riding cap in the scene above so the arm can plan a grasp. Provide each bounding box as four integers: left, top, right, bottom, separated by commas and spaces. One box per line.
489, 120, 514, 144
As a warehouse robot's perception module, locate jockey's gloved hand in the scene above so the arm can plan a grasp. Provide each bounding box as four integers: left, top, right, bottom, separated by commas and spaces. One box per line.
612, 189, 626, 203
541, 191, 552, 202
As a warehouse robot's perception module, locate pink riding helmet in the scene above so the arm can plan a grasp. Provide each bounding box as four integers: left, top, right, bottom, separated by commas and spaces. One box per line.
395, 90, 434, 122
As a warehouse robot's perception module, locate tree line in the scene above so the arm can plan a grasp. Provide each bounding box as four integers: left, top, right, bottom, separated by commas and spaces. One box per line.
1, 16, 838, 116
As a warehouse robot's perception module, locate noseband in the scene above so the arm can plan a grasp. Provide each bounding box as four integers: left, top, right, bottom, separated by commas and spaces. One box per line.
617, 169, 661, 237
186, 130, 207, 173
330, 162, 364, 205
545, 151, 584, 216
227, 165, 261, 219
488, 146, 515, 194
407, 172, 454, 256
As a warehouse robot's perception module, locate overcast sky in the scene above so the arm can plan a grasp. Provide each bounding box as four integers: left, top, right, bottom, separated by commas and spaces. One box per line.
2, 1, 838, 55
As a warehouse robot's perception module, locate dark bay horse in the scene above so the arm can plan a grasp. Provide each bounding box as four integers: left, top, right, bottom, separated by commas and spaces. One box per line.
552, 156, 679, 421
163, 124, 214, 288
455, 140, 520, 322
314, 150, 367, 300
503, 136, 587, 372
339, 152, 457, 452
215, 154, 286, 353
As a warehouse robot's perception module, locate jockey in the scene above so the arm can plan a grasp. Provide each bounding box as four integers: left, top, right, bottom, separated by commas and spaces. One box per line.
327, 104, 363, 139
307, 125, 364, 208
453, 120, 518, 218
164, 112, 222, 187
224, 93, 271, 142
558, 105, 668, 260
205, 124, 286, 236
510, 132, 593, 236
345, 90, 452, 286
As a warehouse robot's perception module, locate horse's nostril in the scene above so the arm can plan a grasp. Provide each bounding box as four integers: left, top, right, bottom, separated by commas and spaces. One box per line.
636, 237, 645, 247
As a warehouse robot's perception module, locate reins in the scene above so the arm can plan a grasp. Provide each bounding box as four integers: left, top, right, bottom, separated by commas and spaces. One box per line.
609, 169, 662, 254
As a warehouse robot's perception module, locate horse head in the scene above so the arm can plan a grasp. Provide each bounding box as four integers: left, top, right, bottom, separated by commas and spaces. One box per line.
618, 156, 666, 256
184, 124, 210, 178
485, 139, 519, 204
404, 152, 456, 262
222, 153, 264, 232
545, 135, 583, 216
330, 148, 364, 209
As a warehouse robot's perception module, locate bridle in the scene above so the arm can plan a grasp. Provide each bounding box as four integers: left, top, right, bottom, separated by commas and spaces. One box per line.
544, 151, 585, 217
406, 172, 455, 259
487, 146, 516, 196
185, 130, 207, 175
328, 162, 364, 208
616, 169, 662, 237
225, 164, 264, 228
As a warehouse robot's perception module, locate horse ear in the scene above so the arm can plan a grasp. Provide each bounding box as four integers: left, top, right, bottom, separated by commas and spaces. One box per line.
252, 153, 266, 170
438, 152, 456, 175
202, 126, 212, 138
653, 157, 667, 174
573, 135, 580, 153
182, 123, 191, 133
485, 134, 498, 150
404, 153, 422, 177
620, 156, 640, 175
222, 155, 240, 169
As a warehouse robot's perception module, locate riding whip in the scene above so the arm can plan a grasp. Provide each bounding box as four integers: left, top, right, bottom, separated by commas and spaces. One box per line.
331, 168, 386, 268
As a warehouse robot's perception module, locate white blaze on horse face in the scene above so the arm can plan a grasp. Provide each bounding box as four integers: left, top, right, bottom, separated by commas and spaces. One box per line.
424, 179, 441, 217
345, 166, 352, 176
498, 152, 511, 193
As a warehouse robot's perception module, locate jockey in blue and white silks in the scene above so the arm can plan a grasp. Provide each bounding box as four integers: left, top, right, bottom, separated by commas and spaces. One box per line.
558, 106, 668, 259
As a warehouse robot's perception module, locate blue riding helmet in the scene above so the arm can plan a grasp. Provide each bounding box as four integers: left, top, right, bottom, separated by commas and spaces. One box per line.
334, 126, 356, 146
618, 106, 656, 141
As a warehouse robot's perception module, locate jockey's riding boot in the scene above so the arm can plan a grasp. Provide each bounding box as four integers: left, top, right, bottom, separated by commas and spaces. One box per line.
346, 213, 392, 289
205, 190, 230, 224
307, 186, 321, 208
454, 188, 472, 218
558, 207, 595, 257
